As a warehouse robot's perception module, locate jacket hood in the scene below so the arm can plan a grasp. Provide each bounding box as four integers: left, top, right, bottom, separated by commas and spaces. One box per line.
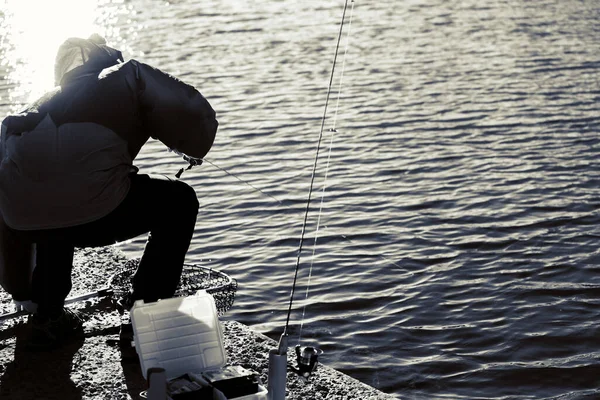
54, 34, 124, 86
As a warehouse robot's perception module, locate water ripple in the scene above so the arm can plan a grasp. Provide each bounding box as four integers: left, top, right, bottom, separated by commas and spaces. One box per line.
1, 0, 600, 398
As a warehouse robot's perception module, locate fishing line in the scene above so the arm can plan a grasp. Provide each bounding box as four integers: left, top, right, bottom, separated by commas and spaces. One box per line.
282, 0, 354, 340
202, 158, 284, 205
330, 0, 355, 133
209, 161, 405, 270
299, 0, 355, 343
202, 156, 406, 273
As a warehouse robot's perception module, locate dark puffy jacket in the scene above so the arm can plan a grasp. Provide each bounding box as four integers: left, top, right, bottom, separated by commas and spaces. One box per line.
0, 59, 218, 230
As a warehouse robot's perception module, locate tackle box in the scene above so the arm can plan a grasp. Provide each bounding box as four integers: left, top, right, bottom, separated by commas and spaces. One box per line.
131, 290, 267, 399
131, 290, 227, 381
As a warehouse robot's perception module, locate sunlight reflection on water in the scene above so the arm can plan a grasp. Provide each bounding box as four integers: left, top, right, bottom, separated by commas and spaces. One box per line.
0, 0, 135, 109
1, 0, 600, 398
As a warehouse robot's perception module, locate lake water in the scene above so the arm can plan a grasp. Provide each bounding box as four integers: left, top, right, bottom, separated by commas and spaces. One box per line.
1, 0, 600, 398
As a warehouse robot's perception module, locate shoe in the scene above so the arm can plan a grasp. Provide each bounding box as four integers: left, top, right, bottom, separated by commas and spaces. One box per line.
119, 322, 134, 346
26, 308, 84, 350
119, 322, 139, 362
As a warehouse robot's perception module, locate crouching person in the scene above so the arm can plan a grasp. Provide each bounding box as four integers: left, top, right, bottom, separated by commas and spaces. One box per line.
0, 34, 218, 350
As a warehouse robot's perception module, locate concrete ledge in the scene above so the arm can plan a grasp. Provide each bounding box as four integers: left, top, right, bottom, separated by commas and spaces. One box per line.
0, 247, 396, 399
223, 321, 395, 400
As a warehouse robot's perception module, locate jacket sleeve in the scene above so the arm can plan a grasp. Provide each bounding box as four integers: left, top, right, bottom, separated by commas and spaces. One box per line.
134, 60, 218, 159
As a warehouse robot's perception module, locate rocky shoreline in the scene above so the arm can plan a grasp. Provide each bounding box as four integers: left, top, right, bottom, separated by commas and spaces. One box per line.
0, 247, 395, 400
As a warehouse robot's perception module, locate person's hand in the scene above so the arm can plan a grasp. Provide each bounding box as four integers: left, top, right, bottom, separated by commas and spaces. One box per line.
181, 154, 203, 166
168, 148, 203, 166
171, 148, 204, 178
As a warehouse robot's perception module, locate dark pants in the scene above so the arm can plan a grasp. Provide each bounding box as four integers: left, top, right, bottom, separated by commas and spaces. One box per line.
18, 174, 199, 318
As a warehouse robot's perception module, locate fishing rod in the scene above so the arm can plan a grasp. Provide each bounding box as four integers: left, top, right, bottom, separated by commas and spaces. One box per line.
297, 0, 356, 345
174, 2, 358, 396
269, 0, 356, 395
280, 0, 354, 346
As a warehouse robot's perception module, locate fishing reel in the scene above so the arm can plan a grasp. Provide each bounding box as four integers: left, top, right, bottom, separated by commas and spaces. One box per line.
291, 345, 323, 380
